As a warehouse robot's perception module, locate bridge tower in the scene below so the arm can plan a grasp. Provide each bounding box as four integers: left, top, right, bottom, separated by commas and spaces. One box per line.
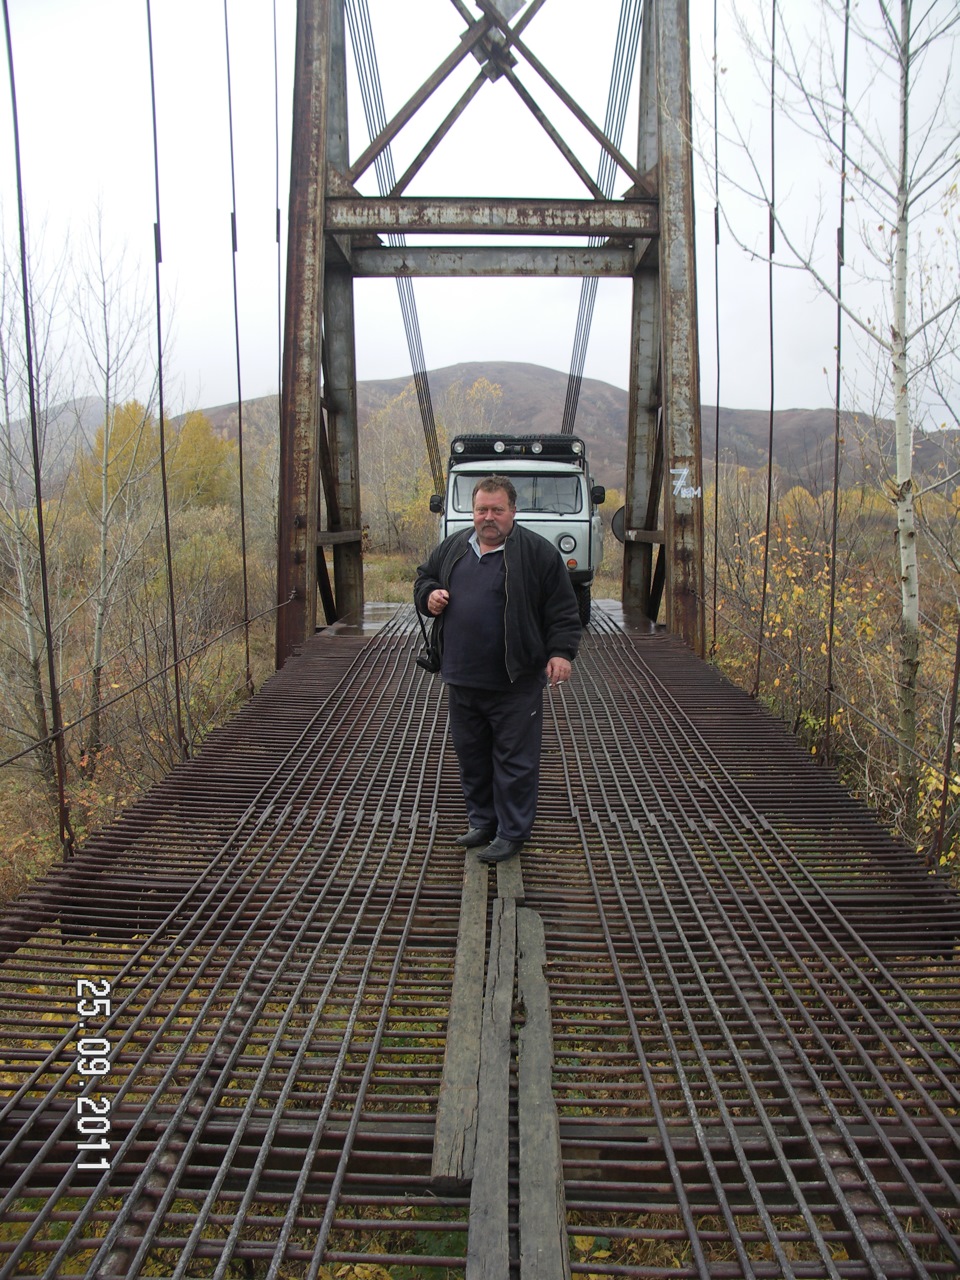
276, 0, 704, 666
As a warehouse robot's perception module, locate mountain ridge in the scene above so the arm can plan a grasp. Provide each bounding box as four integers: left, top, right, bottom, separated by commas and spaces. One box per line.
191, 359, 960, 496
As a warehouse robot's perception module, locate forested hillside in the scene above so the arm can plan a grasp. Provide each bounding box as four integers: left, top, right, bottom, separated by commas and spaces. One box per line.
204, 360, 960, 497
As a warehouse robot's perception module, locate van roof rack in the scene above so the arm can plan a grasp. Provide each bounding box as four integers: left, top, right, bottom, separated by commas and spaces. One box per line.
449, 433, 586, 463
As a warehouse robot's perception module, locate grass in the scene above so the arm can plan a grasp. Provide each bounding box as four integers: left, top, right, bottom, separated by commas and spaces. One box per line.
363, 551, 624, 606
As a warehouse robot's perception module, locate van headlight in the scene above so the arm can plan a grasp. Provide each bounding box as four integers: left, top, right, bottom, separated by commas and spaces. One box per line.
558, 535, 576, 553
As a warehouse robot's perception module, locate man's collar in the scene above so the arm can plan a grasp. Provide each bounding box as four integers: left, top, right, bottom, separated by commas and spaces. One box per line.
468, 530, 507, 557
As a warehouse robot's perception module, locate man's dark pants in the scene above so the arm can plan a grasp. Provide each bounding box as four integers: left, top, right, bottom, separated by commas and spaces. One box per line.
445, 681, 543, 843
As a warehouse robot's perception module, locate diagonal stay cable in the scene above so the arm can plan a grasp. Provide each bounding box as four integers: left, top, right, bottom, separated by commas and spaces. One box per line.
221, 0, 254, 696
145, 0, 188, 759
345, 0, 443, 495
562, 0, 642, 435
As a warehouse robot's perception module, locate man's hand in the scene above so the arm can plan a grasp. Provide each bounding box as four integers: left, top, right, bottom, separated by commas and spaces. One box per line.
546, 656, 572, 687
428, 589, 450, 616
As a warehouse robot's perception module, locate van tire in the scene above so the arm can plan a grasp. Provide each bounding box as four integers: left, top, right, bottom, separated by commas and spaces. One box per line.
575, 584, 591, 627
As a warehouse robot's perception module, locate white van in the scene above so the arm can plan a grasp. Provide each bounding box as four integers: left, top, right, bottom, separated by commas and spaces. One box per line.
431, 434, 605, 624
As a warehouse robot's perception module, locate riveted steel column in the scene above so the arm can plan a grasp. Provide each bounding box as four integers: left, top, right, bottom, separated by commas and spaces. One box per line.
276, 0, 329, 667
324, 268, 363, 619
323, 0, 364, 621
624, 4, 661, 619
656, 0, 705, 656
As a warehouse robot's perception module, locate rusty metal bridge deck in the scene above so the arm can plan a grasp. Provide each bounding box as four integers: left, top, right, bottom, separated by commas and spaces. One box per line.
1, 604, 959, 1278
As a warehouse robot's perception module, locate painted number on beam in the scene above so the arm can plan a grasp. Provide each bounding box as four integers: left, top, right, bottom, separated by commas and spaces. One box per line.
670, 467, 702, 500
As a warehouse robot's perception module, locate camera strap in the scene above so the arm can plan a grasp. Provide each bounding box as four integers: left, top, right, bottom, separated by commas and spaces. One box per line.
416, 609, 433, 649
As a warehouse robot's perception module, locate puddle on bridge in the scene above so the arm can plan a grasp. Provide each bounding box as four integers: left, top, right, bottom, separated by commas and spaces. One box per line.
317, 601, 402, 635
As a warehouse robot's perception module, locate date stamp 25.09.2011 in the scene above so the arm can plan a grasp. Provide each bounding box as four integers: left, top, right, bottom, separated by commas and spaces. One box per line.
73, 978, 114, 1172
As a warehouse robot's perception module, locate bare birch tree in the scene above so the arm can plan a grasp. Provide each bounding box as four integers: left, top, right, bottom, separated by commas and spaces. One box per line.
719, 0, 960, 825
0, 233, 69, 792
69, 218, 159, 767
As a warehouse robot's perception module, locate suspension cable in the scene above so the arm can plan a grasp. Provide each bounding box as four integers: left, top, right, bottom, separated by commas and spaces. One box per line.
709, 0, 722, 658
0, 0, 75, 857
273, 0, 283, 432
823, 0, 852, 765
145, 0, 188, 759
751, 0, 777, 699
344, 0, 445, 497
222, 0, 254, 697
561, 0, 642, 436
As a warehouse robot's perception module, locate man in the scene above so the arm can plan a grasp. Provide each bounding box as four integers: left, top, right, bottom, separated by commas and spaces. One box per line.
414, 476, 581, 863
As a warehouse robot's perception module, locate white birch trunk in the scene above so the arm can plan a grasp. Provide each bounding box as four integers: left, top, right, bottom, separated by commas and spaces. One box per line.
892, 0, 920, 825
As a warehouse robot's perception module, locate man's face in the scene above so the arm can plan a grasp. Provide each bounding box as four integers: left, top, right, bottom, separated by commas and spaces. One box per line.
473, 487, 516, 549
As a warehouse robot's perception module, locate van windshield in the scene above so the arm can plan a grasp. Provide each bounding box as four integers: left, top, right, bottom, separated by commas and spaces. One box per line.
452, 474, 583, 515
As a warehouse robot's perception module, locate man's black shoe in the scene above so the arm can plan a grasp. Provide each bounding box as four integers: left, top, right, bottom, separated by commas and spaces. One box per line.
477, 837, 524, 863
455, 827, 496, 848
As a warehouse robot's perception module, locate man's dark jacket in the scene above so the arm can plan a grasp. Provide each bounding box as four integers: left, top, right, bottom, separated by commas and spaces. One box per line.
414, 523, 581, 683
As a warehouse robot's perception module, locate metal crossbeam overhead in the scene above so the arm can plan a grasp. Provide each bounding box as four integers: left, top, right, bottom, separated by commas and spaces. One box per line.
324, 194, 659, 235
351, 246, 644, 276
277, 0, 704, 662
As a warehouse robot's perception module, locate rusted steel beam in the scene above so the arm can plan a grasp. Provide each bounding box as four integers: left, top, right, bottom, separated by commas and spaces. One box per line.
624, 7, 662, 622
316, 529, 362, 545
346, 14, 495, 186
500, 65, 606, 199
391, 71, 488, 196
350, 246, 638, 276
322, 2, 363, 624
475, 0, 642, 189
353, 0, 550, 194
324, 195, 658, 237
276, 0, 328, 667
656, 0, 705, 656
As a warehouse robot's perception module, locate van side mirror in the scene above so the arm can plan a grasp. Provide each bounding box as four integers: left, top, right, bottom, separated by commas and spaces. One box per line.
429, 494, 443, 514
591, 484, 606, 506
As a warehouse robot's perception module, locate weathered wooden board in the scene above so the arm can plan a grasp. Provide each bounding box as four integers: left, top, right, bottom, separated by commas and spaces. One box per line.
431, 852, 489, 1188
517, 908, 571, 1280
466, 897, 517, 1280
496, 855, 525, 904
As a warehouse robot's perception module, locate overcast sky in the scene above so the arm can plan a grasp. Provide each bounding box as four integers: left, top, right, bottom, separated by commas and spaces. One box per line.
0, 0, 953, 421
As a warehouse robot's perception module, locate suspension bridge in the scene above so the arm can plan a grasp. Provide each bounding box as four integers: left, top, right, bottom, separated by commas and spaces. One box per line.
1, 0, 959, 1276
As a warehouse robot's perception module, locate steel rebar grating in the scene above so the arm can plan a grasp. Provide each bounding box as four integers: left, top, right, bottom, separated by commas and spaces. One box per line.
1, 604, 958, 1278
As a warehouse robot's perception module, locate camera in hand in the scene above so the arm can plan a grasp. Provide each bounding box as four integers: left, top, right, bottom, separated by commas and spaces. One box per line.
414, 609, 440, 673
416, 646, 441, 673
